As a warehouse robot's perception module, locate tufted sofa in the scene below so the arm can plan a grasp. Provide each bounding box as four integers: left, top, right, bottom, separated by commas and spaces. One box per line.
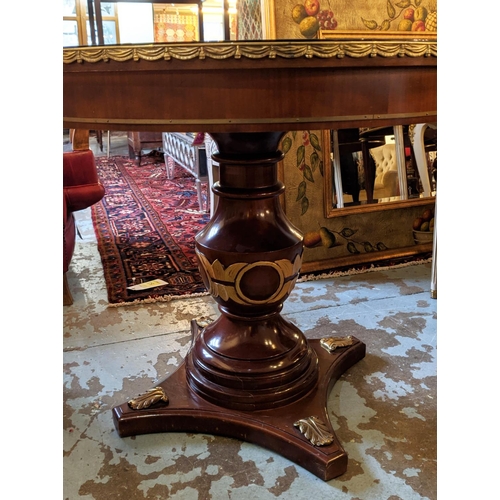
369, 143, 400, 200
63, 149, 105, 305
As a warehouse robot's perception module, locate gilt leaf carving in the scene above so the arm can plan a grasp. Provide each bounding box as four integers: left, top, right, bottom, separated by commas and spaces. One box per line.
294, 416, 335, 446
128, 386, 169, 410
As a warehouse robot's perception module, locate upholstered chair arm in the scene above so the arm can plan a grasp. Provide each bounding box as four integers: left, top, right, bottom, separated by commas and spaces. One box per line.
63, 150, 105, 212
64, 183, 106, 212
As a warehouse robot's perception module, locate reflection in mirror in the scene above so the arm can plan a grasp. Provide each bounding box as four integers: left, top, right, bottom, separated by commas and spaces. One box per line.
411, 123, 437, 198
62, 0, 238, 47
327, 125, 437, 211
86, 19, 117, 44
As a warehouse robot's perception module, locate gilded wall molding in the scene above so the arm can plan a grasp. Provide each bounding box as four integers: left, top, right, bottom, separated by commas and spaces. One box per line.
63, 38, 437, 64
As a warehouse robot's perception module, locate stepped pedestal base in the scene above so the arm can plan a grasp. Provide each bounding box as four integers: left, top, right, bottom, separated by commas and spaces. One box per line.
113, 132, 367, 481
113, 322, 366, 481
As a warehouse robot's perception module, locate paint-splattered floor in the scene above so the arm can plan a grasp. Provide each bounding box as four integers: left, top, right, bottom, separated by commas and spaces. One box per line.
63, 197, 437, 499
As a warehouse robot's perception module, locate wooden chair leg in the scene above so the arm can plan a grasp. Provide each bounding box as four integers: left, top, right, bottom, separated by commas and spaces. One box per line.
195, 179, 204, 212
71, 129, 90, 151
63, 273, 74, 306
204, 180, 211, 214
164, 154, 175, 179
106, 131, 111, 158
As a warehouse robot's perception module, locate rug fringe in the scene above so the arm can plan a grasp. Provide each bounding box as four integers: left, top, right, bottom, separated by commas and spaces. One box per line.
297, 257, 432, 283
107, 258, 432, 307
107, 291, 210, 308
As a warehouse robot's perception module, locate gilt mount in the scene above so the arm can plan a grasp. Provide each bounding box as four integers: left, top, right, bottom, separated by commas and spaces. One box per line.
63, 36, 436, 65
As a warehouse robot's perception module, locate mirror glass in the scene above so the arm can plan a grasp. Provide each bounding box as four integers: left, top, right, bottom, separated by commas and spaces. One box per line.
62, 0, 237, 46
327, 124, 437, 211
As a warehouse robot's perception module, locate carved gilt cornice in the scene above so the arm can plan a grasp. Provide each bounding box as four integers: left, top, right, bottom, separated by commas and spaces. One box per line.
63, 38, 437, 64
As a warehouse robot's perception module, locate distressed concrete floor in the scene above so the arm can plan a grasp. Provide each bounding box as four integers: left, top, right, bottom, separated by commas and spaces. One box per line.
63, 200, 437, 499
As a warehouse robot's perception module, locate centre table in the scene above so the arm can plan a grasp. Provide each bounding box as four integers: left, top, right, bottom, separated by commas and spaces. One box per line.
63, 37, 437, 480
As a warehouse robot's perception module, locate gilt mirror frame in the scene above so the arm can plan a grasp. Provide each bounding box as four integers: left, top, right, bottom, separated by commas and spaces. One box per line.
317, 29, 437, 219
321, 125, 437, 220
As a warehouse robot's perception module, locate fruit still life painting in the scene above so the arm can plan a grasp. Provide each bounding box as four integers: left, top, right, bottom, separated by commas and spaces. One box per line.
304, 225, 389, 255
292, 0, 338, 38
412, 207, 435, 245
361, 0, 437, 32
285, 0, 437, 39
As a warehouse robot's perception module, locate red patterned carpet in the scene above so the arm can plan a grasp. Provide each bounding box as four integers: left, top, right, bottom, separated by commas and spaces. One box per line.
91, 155, 210, 305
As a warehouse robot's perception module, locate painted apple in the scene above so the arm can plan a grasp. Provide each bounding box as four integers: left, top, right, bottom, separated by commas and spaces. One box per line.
414, 7, 428, 22
304, 0, 320, 17
398, 19, 412, 31
412, 20, 425, 31
303, 230, 321, 248
403, 8, 415, 21
292, 4, 307, 24
299, 16, 320, 38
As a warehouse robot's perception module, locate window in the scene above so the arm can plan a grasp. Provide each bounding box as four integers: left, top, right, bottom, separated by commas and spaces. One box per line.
63, 1, 238, 46
63, 0, 119, 46
63, 0, 84, 46
86, 2, 119, 45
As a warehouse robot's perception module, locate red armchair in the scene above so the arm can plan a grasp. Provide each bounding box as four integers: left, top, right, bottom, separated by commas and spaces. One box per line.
63, 150, 105, 305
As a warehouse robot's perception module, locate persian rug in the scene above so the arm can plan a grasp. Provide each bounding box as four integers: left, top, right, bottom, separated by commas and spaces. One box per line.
91, 154, 432, 306
91, 155, 210, 305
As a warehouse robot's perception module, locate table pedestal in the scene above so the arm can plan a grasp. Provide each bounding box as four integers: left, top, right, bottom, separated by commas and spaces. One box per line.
112, 132, 366, 480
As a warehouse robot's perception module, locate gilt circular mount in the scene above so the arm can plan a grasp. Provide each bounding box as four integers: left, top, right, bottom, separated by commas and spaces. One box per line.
234, 262, 285, 305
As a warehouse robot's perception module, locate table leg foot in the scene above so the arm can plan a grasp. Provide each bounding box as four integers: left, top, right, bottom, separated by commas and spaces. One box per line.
112, 336, 365, 481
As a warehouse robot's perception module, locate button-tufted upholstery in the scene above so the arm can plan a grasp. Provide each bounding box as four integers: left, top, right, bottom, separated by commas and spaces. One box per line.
369, 143, 400, 200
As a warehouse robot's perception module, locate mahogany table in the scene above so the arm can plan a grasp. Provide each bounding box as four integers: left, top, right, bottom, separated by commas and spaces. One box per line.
63, 38, 437, 481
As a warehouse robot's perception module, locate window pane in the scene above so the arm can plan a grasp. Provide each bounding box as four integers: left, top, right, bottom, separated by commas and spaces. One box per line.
203, 13, 224, 41
63, 20, 80, 46
86, 20, 117, 44
84, 1, 116, 16
201, 0, 224, 41
62, 0, 77, 16
101, 2, 116, 16
102, 20, 117, 43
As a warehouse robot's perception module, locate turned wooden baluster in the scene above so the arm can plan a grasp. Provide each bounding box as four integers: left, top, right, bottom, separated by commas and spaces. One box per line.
187, 132, 319, 410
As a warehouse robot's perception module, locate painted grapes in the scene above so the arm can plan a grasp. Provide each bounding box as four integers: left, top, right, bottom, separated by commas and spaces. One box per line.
291, 0, 338, 39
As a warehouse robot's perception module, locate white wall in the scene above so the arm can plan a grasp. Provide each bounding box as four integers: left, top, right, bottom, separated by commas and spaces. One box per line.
118, 2, 154, 44
203, 13, 224, 41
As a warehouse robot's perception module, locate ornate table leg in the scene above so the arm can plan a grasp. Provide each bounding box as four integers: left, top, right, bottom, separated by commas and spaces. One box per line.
112, 132, 366, 481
